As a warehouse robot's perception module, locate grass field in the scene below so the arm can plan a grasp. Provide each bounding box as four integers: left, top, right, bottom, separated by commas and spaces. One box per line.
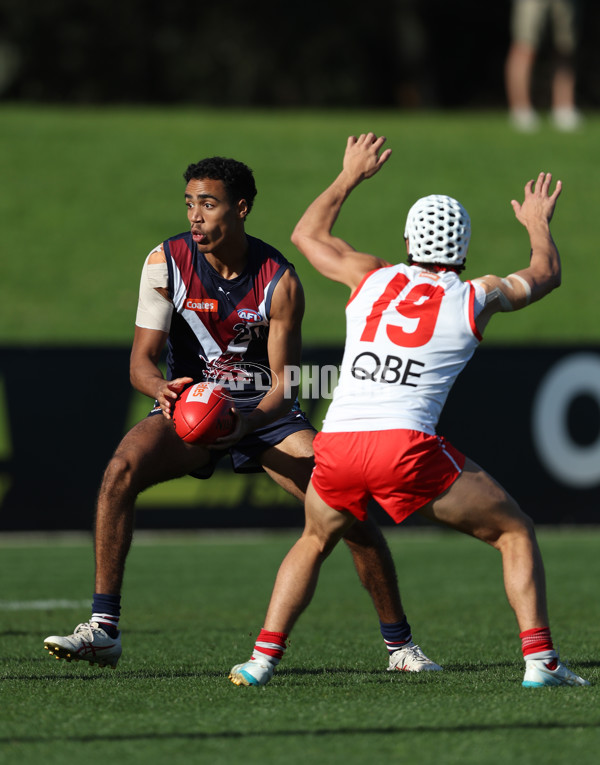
1, 528, 598, 765
1, 105, 600, 345
1, 106, 598, 763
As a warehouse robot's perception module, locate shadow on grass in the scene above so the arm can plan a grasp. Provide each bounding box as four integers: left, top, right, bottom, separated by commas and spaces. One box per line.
284, 662, 518, 673
0, 631, 32, 637
3, 660, 597, 681
2, 719, 599, 745
0, 662, 559, 682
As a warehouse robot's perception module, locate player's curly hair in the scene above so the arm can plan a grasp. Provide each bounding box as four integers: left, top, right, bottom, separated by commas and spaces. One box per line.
183, 157, 257, 216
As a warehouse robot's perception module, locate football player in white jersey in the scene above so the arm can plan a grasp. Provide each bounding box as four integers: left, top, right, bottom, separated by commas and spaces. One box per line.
230, 133, 589, 689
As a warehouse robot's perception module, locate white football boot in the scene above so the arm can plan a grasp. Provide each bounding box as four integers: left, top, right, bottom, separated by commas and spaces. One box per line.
522, 657, 589, 687
387, 642, 443, 672
229, 657, 275, 687
44, 621, 122, 668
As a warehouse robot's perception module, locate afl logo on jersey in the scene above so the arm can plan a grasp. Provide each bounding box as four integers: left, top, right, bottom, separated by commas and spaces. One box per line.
237, 308, 263, 322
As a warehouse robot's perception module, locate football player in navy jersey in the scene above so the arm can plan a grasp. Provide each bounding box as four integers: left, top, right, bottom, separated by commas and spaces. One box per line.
43, 156, 440, 673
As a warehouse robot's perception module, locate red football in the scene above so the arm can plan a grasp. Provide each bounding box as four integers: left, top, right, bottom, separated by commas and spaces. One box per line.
172, 382, 235, 444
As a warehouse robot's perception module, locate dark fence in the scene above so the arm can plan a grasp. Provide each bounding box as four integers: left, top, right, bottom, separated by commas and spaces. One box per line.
0, 345, 598, 531
1, 1, 599, 108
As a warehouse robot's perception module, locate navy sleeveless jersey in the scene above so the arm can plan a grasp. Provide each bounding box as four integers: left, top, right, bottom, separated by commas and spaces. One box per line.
163, 232, 291, 403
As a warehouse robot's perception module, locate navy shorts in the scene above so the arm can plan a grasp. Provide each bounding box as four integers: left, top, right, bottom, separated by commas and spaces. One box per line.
149, 400, 315, 479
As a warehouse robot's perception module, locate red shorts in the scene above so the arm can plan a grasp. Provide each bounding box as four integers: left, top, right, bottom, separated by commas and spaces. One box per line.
311, 430, 465, 524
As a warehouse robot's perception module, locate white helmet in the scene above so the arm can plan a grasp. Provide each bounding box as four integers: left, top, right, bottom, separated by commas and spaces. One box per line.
404, 194, 471, 267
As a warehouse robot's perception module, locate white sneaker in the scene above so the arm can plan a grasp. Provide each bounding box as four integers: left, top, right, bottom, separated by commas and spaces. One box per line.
552, 107, 583, 132
387, 642, 443, 672
523, 657, 589, 687
44, 621, 122, 668
229, 657, 275, 687
509, 108, 540, 132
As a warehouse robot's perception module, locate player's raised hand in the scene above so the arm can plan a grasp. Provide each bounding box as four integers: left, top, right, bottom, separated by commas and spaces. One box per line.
511, 172, 562, 228
343, 132, 392, 183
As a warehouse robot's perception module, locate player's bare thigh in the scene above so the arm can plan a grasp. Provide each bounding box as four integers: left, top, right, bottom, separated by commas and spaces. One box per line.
109, 413, 212, 489
417, 457, 530, 545
259, 428, 315, 501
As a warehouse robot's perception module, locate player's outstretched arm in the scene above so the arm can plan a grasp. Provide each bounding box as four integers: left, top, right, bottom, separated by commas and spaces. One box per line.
511, 171, 562, 300
473, 173, 562, 329
291, 133, 392, 291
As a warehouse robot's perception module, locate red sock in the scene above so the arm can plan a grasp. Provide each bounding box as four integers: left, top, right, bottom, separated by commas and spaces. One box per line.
252, 628, 288, 664
519, 627, 554, 658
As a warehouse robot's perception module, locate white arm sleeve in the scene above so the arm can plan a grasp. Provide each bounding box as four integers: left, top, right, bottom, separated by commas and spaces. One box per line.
135, 255, 173, 332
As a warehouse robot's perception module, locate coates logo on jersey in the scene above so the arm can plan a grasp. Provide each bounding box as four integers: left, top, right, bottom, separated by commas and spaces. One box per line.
237, 308, 263, 323
185, 298, 218, 313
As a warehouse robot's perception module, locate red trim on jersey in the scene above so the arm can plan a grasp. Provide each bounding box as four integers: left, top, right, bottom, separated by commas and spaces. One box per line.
346, 267, 388, 308
467, 282, 483, 341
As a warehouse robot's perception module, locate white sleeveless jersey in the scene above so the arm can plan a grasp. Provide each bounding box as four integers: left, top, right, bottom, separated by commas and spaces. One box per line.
323, 264, 484, 434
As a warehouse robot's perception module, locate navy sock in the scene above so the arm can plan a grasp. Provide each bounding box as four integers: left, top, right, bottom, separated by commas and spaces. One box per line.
91, 593, 121, 638
380, 616, 412, 655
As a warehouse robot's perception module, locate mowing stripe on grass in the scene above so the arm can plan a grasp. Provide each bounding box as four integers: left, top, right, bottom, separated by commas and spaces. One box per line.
0, 599, 89, 611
